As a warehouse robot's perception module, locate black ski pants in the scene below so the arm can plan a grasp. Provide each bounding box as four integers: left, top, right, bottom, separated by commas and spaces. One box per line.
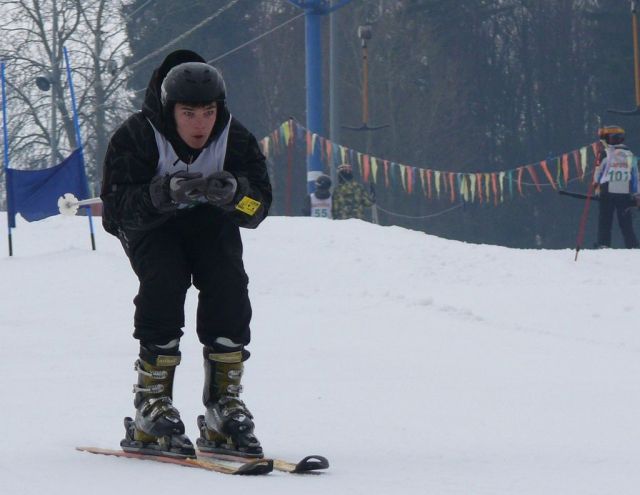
596, 185, 639, 248
123, 206, 252, 348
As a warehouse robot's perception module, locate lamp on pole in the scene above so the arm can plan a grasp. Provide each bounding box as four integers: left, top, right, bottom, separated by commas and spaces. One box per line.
34, 70, 59, 167
287, 0, 354, 193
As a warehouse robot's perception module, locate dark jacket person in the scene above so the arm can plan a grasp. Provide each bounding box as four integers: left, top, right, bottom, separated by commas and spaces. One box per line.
101, 49, 271, 459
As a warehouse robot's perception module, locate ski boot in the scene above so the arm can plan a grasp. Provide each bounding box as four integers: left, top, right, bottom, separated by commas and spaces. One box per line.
196, 343, 263, 458
120, 342, 195, 459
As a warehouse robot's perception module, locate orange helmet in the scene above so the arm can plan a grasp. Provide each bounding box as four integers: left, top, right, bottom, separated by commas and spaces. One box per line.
598, 125, 625, 145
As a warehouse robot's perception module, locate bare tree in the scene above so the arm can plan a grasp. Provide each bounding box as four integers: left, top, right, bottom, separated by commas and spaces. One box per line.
0, 0, 132, 189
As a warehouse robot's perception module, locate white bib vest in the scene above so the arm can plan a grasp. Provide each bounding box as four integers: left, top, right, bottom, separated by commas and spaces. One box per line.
598, 146, 634, 194
148, 116, 231, 179
310, 193, 332, 218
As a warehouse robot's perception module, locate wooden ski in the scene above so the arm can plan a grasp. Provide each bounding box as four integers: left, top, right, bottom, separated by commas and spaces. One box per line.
76, 446, 273, 475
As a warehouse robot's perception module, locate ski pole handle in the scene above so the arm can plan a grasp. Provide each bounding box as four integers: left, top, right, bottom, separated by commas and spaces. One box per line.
58, 193, 102, 216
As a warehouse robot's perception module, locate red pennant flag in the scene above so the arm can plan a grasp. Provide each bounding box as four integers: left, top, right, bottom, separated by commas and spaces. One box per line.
476, 173, 483, 203
449, 173, 456, 202
363, 155, 371, 183
526, 165, 542, 192
594, 142, 603, 168
384, 160, 390, 188
539, 160, 557, 190
427, 169, 433, 199
306, 131, 312, 156
491, 173, 498, 205
562, 154, 569, 184
517, 167, 524, 196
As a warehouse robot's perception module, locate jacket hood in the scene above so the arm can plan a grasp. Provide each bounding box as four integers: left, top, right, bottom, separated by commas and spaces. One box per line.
141, 50, 231, 154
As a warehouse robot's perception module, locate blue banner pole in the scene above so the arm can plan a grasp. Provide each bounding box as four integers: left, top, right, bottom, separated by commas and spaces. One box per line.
63, 46, 96, 251
287, 0, 354, 194
1, 62, 13, 256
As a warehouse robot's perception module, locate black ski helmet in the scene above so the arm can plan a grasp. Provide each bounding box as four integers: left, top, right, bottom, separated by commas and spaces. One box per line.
598, 125, 625, 145
315, 174, 332, 190
337, 163, 354, 182
161, 62, 226, 107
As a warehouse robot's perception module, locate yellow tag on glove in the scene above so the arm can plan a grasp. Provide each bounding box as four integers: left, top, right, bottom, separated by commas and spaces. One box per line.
235, 196, 261, 216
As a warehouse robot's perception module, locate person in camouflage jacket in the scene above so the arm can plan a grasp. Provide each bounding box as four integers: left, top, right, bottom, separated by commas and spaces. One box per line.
332, 163, 373, 220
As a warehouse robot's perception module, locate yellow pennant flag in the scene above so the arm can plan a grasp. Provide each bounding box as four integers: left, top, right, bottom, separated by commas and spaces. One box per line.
469, 174, 476, 203
340, 146, 347, 164
282, 122, 291, 145
461, 174, 469, 202
434, 171, 442, 198
499, 171, 505, 203
371, 157, 378, 183
420, 169, 427, 196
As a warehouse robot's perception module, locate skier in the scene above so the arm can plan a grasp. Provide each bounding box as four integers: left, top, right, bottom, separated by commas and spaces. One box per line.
332, 163, 373, 220
302, 174, 333, 218
100, 49, 272, 459
593, 125, 639, 248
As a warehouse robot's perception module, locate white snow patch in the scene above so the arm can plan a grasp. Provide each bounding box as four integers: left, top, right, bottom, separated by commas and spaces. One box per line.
1, 214, 640, 494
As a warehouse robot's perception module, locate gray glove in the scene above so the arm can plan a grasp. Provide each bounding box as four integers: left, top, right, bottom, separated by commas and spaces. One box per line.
150, 171, 206, 212
169, 171, 207, 203
205, 171, 238, 206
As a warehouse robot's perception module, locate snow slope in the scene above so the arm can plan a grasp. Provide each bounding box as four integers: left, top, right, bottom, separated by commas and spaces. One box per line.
2, 214, 640, 495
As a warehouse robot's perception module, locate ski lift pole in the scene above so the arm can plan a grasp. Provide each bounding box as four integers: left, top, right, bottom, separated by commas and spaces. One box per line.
343, 23, 389, 132
632, 0, 640, 108
609, 0, 640, 115
360, 25, 370, 126
287, 0, 355, 193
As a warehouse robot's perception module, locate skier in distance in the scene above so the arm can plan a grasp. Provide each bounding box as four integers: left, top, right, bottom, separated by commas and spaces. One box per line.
593, 125, 639, 248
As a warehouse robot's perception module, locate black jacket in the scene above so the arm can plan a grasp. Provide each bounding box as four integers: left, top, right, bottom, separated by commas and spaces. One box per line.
100, 50, 272, 237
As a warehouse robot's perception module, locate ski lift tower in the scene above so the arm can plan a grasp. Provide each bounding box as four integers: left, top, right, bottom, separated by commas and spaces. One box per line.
287, 0, 354, 193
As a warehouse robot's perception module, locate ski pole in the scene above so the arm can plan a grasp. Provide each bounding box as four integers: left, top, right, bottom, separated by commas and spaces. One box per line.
574, 145, 602, 261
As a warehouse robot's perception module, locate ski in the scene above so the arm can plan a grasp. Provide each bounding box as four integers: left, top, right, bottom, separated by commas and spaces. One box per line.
197, 450, 329, 474
76, 446, 273, 475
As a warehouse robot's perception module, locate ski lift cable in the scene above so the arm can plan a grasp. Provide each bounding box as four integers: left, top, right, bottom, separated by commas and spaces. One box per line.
375, 203, 464, 220
505, 175, 584, 188
374, 174, 587, 220
207, 12, 305, 64
129, 10, 305, 96
125, 0, 242, 74
122, 0, 156, 22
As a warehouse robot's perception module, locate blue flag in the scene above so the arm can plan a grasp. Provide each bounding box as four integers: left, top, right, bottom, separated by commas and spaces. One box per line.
6, 148, 89, 228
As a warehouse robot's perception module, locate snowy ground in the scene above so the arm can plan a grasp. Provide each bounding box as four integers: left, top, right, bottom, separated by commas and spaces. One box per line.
2, 213, 640, 494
